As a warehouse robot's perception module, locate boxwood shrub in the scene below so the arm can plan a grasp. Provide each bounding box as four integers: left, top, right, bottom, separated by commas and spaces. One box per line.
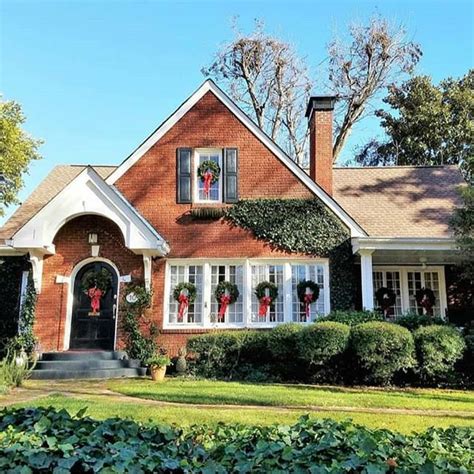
396, 313, 447, 332
414, 325, 466, 383
350, 322, 416, 385
318, 310, 383, 326
1, 407, 472, 472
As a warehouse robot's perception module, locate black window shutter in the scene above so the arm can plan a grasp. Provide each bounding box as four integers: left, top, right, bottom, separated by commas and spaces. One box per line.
177, 148, 192, 203
223, 148, 238, 203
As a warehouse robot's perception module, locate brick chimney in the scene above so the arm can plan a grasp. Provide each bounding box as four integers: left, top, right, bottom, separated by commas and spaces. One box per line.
305, 96, 336, 195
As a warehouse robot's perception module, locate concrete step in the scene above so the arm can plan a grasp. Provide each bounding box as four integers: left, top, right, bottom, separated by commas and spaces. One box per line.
41, 351, 127, 361
35, 359, 141, 371
30, 367, 147, 380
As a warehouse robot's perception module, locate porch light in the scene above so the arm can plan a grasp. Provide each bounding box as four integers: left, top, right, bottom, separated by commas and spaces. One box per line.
88, 233, 98, 244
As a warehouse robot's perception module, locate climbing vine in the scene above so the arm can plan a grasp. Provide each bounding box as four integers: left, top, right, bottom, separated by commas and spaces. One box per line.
225, 199, 354, 310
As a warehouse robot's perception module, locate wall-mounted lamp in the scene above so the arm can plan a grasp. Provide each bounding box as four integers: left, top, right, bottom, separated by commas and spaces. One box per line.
88, 233, 98, 244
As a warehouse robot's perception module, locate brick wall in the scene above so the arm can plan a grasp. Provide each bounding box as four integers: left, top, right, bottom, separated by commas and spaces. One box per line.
35, 215, 143, 351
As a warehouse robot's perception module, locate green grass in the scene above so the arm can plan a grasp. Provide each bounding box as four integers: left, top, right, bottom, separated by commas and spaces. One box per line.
107, 378, 474, 413
11, 393, 474, 434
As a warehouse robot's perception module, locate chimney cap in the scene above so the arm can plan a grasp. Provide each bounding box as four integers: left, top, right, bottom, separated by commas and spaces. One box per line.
305, 96, 337, 118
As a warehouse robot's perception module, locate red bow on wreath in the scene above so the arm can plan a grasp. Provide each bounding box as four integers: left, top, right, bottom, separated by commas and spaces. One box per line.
304, 293, 313, 320
258, 296, 272, 317
218, 294, 231, 322
203, 170, 213, 197
178, 293, 189, 322
88, 287, 103, 313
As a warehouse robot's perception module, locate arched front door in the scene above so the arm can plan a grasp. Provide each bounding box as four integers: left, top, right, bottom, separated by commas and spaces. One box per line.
70, 261, 118, 350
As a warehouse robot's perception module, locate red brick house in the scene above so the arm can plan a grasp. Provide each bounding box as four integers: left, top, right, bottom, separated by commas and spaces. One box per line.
0, 80, 467, 357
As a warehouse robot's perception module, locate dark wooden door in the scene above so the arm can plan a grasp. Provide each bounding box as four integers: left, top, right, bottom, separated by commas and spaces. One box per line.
70, 261, 118, 350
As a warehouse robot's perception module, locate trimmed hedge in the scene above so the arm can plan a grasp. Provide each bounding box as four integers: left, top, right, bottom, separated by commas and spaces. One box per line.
414, 325, 466, 382
298, 322, 350, 366
350, 322, 416, 385
1, 407, 473, 472
396, 313, 447, 331
319, 310, 383, 326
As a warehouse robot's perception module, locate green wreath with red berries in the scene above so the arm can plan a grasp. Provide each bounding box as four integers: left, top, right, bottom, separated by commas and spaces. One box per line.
197, 160, 221, 184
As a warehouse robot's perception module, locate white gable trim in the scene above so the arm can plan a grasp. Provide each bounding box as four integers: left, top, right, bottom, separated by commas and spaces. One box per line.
106, 80, 367, 237
352, 237, 458, 253
11, 167, 169, 256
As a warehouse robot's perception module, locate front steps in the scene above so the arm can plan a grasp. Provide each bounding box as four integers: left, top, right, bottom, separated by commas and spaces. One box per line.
30, 351, 147, 380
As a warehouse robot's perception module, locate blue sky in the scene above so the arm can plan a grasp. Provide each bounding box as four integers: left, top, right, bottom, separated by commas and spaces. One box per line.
1, 0, 473, 224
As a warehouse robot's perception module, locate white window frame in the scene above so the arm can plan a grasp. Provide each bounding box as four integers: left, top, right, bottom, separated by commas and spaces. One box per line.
163, 258, 330, 329
372, 265, 447, 318
193, 148, 223, 204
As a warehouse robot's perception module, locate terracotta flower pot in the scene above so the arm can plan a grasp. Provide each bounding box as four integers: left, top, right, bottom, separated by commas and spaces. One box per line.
150, 365, 167, 382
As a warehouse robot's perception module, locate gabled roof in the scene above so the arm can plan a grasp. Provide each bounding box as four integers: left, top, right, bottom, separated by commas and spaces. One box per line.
106, 79, 367, 237
0, 166, 116, 241
333, 165, 465, 238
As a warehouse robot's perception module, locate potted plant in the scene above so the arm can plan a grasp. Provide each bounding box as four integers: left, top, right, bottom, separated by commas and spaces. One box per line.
146, 353, 171, 382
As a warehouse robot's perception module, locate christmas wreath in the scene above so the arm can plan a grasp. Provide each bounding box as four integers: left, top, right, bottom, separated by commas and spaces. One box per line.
81, 268, 112, 293
297, 280, 320, 320
214, 281, 240, 322
197, 160, 221, 197
255, 281, 278, 317
375, 287, 396, 318
173, 282, 197, 322
416, 287, 436, 315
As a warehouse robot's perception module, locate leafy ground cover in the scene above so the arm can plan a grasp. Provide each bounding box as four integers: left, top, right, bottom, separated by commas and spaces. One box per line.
1, 406, 472, 473
107, 378, 474, 412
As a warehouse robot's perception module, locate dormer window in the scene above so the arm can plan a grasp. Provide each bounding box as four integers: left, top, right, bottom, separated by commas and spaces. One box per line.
194, 149, 222, 203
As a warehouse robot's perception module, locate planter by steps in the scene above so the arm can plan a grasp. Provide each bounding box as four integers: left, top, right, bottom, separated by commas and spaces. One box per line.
30, 351, 147, 380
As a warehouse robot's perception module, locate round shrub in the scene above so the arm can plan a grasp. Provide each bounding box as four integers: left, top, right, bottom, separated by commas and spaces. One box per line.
298, 322, 350, 366
396, 313, 447, 332
319, 310, 383, 326
350, 322, 416, 385
414, 325, 466, 382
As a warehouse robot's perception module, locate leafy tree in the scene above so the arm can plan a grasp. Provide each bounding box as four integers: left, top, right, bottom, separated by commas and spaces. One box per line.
0, 99, 42, 216
451, 185, 474, 281
204, 17, 421, 164
355, 70, 474, 180
203, 21, 312, 165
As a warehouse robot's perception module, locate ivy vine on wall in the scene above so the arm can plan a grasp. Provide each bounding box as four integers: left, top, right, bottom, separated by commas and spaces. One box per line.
225, 199, 354, 310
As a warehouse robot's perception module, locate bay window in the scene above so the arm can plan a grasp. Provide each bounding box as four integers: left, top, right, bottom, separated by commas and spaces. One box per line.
165, 259, 329, 328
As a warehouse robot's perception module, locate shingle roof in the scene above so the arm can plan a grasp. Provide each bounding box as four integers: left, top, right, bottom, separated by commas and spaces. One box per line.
0, 164, 465, 244
0, 165, 116, 241
333, 165, 465, 238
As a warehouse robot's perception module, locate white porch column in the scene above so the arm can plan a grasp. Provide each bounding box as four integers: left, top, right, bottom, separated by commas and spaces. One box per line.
29, 250, 44, 293
359, 249, 374, 311
142, 253, 152, 291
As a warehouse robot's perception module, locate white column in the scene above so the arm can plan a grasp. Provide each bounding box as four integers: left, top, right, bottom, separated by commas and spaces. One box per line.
360, 249, 374, 311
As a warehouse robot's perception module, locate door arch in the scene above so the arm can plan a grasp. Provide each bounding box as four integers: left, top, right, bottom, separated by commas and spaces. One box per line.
69, 260, 119, 350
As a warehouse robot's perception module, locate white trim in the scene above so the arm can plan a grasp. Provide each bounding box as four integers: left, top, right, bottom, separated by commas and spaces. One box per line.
163, 257, 330, 330
64, 257, 121, 351
18, 270, 29, 313
0, 245, 26, 256
105, 80, 366, 238
193, 148, 223, 204
353, 237, 457, 253
372, 265, 448, 318
10, 167, 169, 256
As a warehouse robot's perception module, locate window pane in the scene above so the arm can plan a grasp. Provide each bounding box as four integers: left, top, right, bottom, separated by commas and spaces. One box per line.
210, 265, 244, 324
292, 264, 326, 322
168, 265, 203, 324
251, 265, 284, 323
197, 152, 221, 201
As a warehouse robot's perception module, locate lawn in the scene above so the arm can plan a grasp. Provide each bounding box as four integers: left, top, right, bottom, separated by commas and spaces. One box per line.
107, 378, 474, 412
12, 393, 474, 434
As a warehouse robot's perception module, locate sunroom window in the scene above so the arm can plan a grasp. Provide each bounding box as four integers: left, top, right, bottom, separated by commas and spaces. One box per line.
407, 271, 442, 316
210, 264, 244, 324
168, 265, 203, 324
194, 149, 222, 203
372, 270, 403, 318
251, 264, 284, 323
291, 264, 326, 321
